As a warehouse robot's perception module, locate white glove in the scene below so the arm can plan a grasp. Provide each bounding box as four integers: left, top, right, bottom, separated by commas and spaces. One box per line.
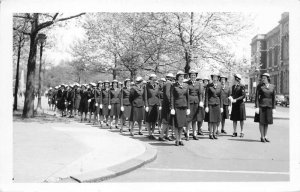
145, 107, 149, 112
220, 108, 223, 113
64, 101, 68, 105
100, 104, 103, 109
69, 102, 71, 105
232, 99, 236, 103
159, 106, 162, 110
95, 103, 98, 107
228, 106, 231, 114
171, 109, 175, 115
199, 102, 204, 107
205, 107, 209, 113
88, 99, 91, 103
55, 101, 58, 104
272, 109, 276, 113
49, 99, 51, 102
255, 108, 259, 114
121, 106, 124, 111
108, 105, 111, 109
228, 96, 233, 101
186, 109, 190, 115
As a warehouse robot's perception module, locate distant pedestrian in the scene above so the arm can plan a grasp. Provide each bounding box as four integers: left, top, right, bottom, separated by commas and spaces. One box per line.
229, 74, 246, 137
254, 73, 276, 142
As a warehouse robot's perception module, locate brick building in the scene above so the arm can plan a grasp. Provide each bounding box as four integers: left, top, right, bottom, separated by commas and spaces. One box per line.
249, 12, 289, 97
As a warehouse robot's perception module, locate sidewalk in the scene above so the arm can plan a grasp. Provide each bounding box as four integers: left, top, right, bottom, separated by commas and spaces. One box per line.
13, 97, 157, 183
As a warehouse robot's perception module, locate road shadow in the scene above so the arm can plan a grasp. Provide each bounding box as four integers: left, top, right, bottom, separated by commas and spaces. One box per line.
228, 138, 261, 142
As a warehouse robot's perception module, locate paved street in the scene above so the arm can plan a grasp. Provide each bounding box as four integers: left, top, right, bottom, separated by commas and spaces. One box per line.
107, 103, 289, 182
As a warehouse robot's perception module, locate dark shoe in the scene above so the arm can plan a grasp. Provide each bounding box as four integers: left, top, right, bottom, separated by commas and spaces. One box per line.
158, 137, 166, 141
261, 137, 266, 142
213, 135, 218, 139
264, 138, 270, 142
209, 135, 214, 139
106, 123, 109, 127
119, 129, 123, 133
130, 132, 134, 136
193, 135, 199, 140
138, 132, 143, 135
148, 135, 155, 140
184, 132, 188, 138
240, 133, 244, 138
216, 130, 219, 135
198, 131, 204, 136
115, 126, 118, 129
179, 141, 184, 146
232, 132, 237, 137
165, 136, 173, 141
175, 141, 179, 146
221, 130, 227, 134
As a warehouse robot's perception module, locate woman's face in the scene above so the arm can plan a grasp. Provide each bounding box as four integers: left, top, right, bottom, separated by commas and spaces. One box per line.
177, 75, 184, 82
212, 75, 218, 82
261, 76, 268, 84
113, 82, 117, 88
105, 83, 109, 88
220, 78, 226, 84
125, 81, 130, 87
190, 73, 197, 81
203, 80, 208, 85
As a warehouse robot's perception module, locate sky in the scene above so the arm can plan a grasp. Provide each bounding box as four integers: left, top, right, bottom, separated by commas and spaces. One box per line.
44, 12, 283, 66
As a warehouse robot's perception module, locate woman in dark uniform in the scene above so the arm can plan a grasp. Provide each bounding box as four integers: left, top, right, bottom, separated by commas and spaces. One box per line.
109, 80, 121, 129
145, 74, 161, 140
229, 74, 246, 137
57, 84, 67, 117
129, 76, 144, 136
170, 71, 190, 146
254, 73, 276, 142
120, 79, 131, 133
202, 77, 210, 134
74, 83, 81, 116
219, 75, 231, 134
205, 74, 223, 139
94, 81, 102, 126
157, 78, 165, 134
79, 84, 89, 122
87, 83, 96, 123
102, 80, 111, 126
186, 69, 203, 141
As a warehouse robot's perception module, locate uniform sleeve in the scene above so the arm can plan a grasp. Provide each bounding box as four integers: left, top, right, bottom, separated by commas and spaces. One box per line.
170, 84, 174, 109
129, 88, 135, 104
235, 85, 246, 101
186, 85, 190, 109
198, 83, 202, 103
108, 90, 111, 105
272, 85, 276, 109
120, 89, 124, 106
166, 83, 171, 103
205, 85, 209, 107
255, 85, 260, 108
144, 85, 148, 107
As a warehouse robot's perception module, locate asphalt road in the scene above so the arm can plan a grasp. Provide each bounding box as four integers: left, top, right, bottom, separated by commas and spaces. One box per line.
106, 103, 289, 182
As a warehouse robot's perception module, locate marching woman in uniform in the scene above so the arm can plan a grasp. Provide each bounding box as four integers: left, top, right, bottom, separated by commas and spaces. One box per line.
186, 69, 203, 141
87, 83, 96, 123
170, 71, 190, 146
229, 74, 246, 137
102, 80, 111, 127
129, 76, 145, 136
79, 84, 89, 122
94, 81, 103, 126
219, 75, 231, 134
74, 83, 81, 116
120, 79, 132, 133
254, 73, 276, 142
197, 77, 207, 136
145, 74, 161, 140
205, 74, 223, 139
157, 78, 165, 134
109, 80, 121, 129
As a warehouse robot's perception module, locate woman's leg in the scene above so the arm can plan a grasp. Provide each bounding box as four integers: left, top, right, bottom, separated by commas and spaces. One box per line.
233, 121, 237, 135
264, 124, 269, 141
240, 120, 244, 136
138, 121, 142, 133
259, 123, 264, 140
115, 115, 119, 128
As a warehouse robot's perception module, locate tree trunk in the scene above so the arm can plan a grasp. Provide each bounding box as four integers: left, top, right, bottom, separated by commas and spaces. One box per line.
22, 14, 39, 118
36, 42, 43, 110
13, 43, 22, 111
184, 51, 191, 74
130, 69, 137, 81
112, 53, 117, 79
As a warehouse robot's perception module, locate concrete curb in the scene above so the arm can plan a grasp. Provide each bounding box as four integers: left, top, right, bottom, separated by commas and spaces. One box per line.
53, 142, 157, 183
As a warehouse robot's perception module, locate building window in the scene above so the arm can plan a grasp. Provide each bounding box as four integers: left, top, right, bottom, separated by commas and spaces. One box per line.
268, 49, 273, 68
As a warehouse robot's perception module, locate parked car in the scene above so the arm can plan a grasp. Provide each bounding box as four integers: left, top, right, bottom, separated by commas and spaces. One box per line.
275, 94, 285, 105
280, 95, 289, 107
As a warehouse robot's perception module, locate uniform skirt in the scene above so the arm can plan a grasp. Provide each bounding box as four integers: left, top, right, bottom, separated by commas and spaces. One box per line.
207, 104, 221, 123
57, 99, 66, 110
120, 105, 131, 120
67, 101, 73, 110
95, 104, 102, 116
222, 105, 229, 119
79, 99, 88, 113
74, 98, 81, 110
161, 102, 172, 125
197, 107, 205, 122
187, 103, 199, 122
48, 98, 52, 105
130, 106, 144, 122
230, 102, 246, 121
102, 104, 109, 116
174, 107, 187, 128
145, 105, 159, 123
89, 101, 95, 112
110, 103, 120, 117
254, 107, 273, 124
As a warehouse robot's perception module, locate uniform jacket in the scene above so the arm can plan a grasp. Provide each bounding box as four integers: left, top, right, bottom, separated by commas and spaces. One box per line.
94, 88, 102, 104
162, 81, 172, 107
187, 80, 202, 104
170, 82, 190, 109
74, 88, 81, 100
110, 88, 121, 104
205, 82, 223, 107
101, 89, 110, 105
255, 83, 276, 109
121, 87, 131, 106
220, 84, 231, 106
129, 85, 145, 107
231, 83, 246, 105
144, 83, 161, 107
67, 89, 75, 103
